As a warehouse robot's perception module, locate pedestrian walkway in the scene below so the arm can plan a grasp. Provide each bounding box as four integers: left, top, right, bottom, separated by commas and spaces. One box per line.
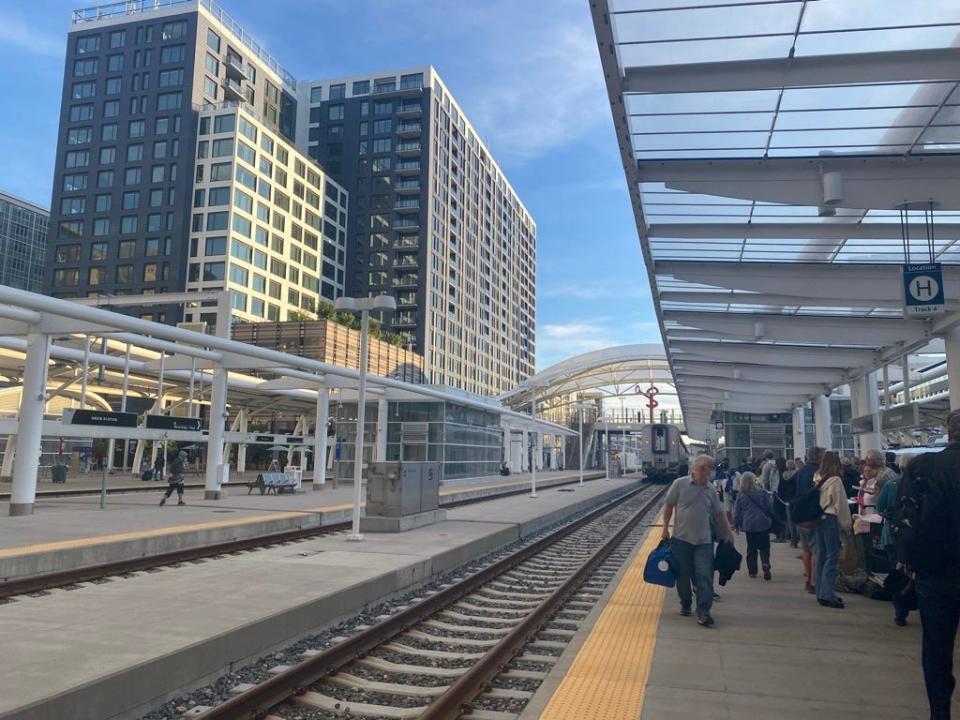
534, 532, 954, 720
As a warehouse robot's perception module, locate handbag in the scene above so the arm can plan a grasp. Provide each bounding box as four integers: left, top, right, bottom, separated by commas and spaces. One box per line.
788, 484, 824, 528
745, 492, 783, 536
643, 539, 677, 588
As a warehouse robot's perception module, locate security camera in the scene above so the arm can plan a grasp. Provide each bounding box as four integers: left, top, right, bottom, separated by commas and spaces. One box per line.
823, 387, 833, 397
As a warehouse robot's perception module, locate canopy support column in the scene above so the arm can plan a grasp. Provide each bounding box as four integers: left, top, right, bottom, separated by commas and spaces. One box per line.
792, 406, 806, 459
313, 388, 329, 491
10, 332, 50, 516
945, 327, 960, 412
814, 395, 832, 451
204, 364, 228, 500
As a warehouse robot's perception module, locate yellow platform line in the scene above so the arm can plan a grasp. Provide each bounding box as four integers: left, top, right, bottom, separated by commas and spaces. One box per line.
539, 514, 666, 720
0, 474, 608, 559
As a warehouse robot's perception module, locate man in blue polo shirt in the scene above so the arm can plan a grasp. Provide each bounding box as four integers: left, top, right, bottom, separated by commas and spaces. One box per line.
661, 453, 735, 627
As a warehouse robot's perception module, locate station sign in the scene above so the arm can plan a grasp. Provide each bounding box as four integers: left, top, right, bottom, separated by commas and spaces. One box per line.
63, 409, 138, 428
144, 415, 202, 432
881, 403, 921, 431
902, 263, 946, 317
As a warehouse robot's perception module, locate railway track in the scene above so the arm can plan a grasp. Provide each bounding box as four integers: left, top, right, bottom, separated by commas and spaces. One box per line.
188, 484, 666, 720
0, 471, 615, 601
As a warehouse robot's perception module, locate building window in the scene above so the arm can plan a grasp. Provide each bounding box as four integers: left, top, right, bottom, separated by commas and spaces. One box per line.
88, 267, 105, 286
203, 262, 225, 281
207, 187, 230, 206
62, 173, 87, 192
310, 86, 323, 103
72, 81, 96, 100
146, 213, 161, 231
161, 21, 187, 41
67, 127, 92, 145
124, 167, 141, 184
143, 263, 158, 282
101, 123, 118, 141
373, 118, 392, 134
160, 44, 185, 63
374, 100, 393, 115
64, 150, 89, 168
54, 269, 79, 286
90, 242, 108, 261
153, 140, 167, 159
205, 236, 227, 255
207, 28, 221, 52
157, 92, 182, 110
126, 143, 144, 162
118, 239, 136, 258
372, 138, 392, 153
109, 29, 125, 48
211, 162, 231, 181
328, 105, 344, 121
159, 68, 183, 87
76, 35, 99, 54
105, 77, 122, 95
96, 170, 113, 188
211, 138, 233, 157
128, 119, 145, 138
107, 54, 123, 72
352, 80, 370, 95
104, 100, 120, 118
400, 72, 423, 89
69, 104, 94, 122
73, 58, 98, 77
95, 194, 111, 212
120, 216, 138, 234
206, 212, 228, 231
122, 191, 139, 209
93, 218, 110, 236
329, 83, 346, 100
115, 265, 134, 284
56, 244, 81, 263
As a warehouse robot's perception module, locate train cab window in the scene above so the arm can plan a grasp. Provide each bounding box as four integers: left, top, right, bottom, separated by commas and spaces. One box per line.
652, 425, 667, 454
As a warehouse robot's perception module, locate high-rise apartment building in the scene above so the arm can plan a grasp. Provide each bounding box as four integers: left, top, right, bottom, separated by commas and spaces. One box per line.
46, 0, 345, 328
0, 191, 48, 293
296, 68, 536, 395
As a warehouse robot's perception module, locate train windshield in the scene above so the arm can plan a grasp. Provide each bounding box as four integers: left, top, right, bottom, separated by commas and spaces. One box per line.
652, 425, 667, 454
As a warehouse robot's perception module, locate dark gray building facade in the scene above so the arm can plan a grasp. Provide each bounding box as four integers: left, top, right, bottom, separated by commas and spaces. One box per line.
0, 192, 47, 293
47, 1, 297, 323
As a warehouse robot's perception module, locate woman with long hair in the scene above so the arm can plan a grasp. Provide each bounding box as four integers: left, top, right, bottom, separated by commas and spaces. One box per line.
814, 451, 853, 608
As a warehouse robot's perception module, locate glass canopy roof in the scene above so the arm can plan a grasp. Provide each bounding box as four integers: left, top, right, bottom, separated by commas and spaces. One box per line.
592, 0, 960, 436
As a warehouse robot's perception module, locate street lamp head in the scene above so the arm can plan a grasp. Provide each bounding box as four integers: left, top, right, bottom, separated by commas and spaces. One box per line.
334, 295, 397, 313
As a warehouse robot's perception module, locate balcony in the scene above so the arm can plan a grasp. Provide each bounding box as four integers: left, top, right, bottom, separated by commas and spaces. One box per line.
398, 102, 422, 116
223, 77, 246, 101
225, 55, 245, 78
394, 255, 419, 268
394, 217, 420, 230
396, 141, 422, 155
393, 312, 418, 326
395, 180, 420, 194
394, 235, 419, 250
396, 160, 421, 175
396, 291, 418, 306
393, 273, 419, 287
394, 198, 420, 213
397, 122, 422, 137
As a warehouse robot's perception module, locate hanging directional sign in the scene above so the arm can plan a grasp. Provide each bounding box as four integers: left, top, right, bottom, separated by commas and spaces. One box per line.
902, 262, 945, 317
63, 409, 138, 427
144, 415, 202, 432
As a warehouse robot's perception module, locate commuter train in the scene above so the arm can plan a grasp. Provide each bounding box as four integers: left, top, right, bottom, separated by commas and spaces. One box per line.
638, 424, 689, 484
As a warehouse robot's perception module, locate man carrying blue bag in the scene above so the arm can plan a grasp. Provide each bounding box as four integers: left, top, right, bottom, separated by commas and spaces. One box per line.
660, 454, 736, 628
644, 539, 677, 587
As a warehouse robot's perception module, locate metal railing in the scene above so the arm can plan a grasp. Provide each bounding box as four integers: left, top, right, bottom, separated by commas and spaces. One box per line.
71, 0, 297, 90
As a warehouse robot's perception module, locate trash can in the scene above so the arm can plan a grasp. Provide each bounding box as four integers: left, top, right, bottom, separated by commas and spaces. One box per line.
52, 463, 67, 484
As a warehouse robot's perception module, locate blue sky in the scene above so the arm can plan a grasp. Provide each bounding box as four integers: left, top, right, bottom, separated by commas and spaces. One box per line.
0, 0, 662, 370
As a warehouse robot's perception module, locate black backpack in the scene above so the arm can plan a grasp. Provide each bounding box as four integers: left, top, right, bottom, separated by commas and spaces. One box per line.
788, 482, 823, 527
888, 451, 960, 574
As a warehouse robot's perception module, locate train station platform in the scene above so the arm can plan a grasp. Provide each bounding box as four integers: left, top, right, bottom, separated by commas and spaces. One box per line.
0, 477, 642, 720
0, 469, 611, 581
528, 525, 952, 720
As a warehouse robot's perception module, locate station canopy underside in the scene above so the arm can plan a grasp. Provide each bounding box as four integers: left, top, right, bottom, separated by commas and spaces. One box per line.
500, 344, 673, 409
591, 0, 960, 437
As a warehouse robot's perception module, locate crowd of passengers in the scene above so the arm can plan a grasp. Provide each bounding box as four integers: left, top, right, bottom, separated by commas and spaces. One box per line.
659, 413, 960, 720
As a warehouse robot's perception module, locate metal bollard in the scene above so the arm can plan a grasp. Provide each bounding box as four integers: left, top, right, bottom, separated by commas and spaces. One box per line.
100, 467, 107, 509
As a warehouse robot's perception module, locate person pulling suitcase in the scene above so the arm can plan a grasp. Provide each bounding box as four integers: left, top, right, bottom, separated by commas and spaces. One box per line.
159, 451, 186, 507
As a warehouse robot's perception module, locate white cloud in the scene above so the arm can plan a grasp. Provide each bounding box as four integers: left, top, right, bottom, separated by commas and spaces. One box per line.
0, 16, 63, 59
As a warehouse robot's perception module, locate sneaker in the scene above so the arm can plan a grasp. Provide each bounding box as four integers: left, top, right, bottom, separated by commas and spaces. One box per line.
177, 500, 186, 506
805, 583, 815, 594
749, 573, 757, 578
697, 613, 715, 627
159, 497, 166, 507
763, 567, 772, 581
818, 598, 844, 609
712, 592, 721, 601
680, 607, 692, 617
894, 618, 907, 627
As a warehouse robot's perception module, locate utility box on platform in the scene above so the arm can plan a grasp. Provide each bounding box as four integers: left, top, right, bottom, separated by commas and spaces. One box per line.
361, 461, 445, 532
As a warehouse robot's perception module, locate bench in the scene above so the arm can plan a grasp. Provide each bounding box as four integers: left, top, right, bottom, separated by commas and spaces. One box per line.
246, 472, 298, 495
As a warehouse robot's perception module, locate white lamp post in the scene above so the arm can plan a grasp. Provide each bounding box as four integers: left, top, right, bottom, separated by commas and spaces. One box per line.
571, 401, 593, 486
529, 388, 538, 498
604, 412, 610, 481
334, 294, 397, 541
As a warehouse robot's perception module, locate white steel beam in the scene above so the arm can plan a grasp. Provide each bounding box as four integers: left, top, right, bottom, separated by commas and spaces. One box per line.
647, 223, 960, 241
671, 360, 844, 385
659, 290, 904, 309
638, 155, 960, 210
670, 339, 875, 368
622, 48, 960, 94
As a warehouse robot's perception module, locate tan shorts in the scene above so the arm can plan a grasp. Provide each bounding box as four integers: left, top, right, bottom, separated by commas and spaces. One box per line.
798, 527, 816, 552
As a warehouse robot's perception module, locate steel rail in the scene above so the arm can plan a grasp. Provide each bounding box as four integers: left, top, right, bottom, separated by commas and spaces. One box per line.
419, 489, 665, 720
0, 471, 614, 599
192, 484, 661, 719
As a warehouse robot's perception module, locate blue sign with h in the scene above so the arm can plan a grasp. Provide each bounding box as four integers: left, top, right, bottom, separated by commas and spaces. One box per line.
902, 263, 945, 317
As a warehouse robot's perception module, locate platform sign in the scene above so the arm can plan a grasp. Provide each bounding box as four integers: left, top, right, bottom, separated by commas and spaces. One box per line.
903, 263, 945, 317
881, 403, 921, 431
144, 415, 202, 432
63, 409, 138, 427
850, 414, 876, 434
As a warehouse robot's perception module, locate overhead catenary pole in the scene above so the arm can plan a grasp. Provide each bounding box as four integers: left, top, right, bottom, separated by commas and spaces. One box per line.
350, 309, 371, 539
529, 388, 538, 498
313, 387, 330, 491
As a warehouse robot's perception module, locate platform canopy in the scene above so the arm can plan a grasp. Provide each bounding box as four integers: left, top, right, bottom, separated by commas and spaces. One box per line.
590, 0, 960, 437
500, 344, 673, 409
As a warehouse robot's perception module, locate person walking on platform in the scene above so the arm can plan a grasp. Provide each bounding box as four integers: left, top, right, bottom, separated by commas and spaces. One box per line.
876, 454, 912, 627
813, 451, 852, 609
733, 471, 773, 580
897, 411, 960, 720
154, 452, 165, 483
794, 446, 824, 594
159, 451, 187, 507
661, 454, 736, 628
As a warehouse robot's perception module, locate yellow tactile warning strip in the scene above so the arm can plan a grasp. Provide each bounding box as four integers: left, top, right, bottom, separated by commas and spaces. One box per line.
0, 474, 603, 558
539, 513, 666, 720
